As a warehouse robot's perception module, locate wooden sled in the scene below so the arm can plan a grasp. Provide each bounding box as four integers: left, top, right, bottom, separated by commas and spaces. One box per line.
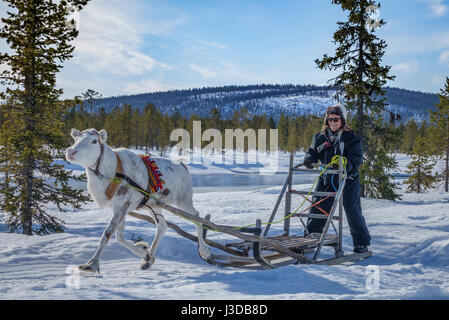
128, 154, 371, 269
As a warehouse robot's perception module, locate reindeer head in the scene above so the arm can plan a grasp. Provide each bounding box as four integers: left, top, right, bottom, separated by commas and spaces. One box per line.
66, 128, 108, 168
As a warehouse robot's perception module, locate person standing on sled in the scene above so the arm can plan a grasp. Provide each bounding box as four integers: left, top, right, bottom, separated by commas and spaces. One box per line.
303, 105, 371, 253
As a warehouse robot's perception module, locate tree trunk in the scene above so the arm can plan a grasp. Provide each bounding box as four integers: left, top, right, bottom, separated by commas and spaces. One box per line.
21, 160, 34, 235
446, 118, 449, 192
357, 2, 366, 197
20, 1, 38, 235
445, 145, 449, 192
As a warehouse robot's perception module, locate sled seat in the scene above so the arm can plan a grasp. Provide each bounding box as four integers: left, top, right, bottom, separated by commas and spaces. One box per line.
225, 233, 338, 253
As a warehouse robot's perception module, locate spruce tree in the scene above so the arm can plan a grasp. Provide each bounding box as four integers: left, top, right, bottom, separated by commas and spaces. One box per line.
277, 113, 289, 151
401, 119, 419, 154
286, 118, 298, 153
315, 0, 400, 200
404, 122, 436, 193
428, 77, 449, 192
81, 89, 102, 117
0, 0, 91, 235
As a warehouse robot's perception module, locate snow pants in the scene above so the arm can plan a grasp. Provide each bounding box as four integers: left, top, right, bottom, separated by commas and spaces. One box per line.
306, 175, 371, 247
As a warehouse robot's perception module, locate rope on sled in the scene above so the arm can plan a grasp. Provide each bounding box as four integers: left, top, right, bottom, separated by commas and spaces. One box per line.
109, 155, 347, 233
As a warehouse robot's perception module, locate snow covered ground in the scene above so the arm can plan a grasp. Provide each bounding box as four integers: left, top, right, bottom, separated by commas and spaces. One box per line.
1, 151, 448, 300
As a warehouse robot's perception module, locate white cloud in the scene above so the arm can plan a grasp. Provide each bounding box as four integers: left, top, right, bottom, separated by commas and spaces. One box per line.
71, 0, 183, 76
431, 75, 445, 86
392, 60, 420, 73
387, 31, 449, 55
420, 0, 448, 17
439, 50, 449, 64
430, 2, 448, 16
54, 0, 188, 97
72, 1, 156, 75
195, 40, 228, 50
189, 65, 217, 79
124, 78, 175, 94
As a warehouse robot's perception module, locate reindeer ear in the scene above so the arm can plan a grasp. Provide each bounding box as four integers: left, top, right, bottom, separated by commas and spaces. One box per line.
98, 129, 107, 143
71, 128, 81, 140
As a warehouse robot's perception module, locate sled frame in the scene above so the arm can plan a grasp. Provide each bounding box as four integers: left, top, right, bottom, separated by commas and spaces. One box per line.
128, 154, 371, 269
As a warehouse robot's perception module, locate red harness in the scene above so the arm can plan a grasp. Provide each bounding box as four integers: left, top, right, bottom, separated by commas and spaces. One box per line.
139, 155, 165, 193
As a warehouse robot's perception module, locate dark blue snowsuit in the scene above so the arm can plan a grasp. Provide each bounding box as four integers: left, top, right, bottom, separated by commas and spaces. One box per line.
303, 129, 371, 247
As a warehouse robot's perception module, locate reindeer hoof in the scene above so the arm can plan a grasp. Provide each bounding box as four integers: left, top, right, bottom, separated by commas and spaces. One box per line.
136, 241, 148, 250
140, 254, 155, 270
199, 246, 212, 261
79, 263, 100, 273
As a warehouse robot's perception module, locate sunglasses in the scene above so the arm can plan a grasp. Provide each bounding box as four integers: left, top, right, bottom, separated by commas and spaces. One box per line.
327, 117, 341, 123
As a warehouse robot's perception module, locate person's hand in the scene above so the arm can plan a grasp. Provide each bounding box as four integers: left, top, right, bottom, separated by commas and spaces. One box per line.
346, 161, 353, 172
304, 159, 314, 169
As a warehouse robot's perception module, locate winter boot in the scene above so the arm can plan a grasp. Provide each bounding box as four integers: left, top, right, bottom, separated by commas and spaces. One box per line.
353, 245, 369, 253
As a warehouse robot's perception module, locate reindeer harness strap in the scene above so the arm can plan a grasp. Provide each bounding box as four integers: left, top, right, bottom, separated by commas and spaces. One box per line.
105, 153, 124, 200
89, 142, 162, 207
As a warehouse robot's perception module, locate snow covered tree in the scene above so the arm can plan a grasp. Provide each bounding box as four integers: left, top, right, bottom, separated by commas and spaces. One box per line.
315, 0, 400, 200
0, 0, 91, 235
428, 77, 449, 192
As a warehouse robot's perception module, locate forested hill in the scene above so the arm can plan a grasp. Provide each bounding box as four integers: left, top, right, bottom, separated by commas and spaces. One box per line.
91, 84, 439, 121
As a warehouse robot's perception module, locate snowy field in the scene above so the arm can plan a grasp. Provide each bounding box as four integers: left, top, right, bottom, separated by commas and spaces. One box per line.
1, 152, 449, 300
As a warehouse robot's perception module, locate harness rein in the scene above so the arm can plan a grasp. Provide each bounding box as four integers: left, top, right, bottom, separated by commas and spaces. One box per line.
88, 143, 155, 207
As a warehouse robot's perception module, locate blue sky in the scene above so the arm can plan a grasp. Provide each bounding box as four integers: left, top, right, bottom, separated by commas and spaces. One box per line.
2, 0, 449, 98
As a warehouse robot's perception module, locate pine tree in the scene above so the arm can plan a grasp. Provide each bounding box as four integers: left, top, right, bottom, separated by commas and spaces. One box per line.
158, 115, 173, 156
141, 103, 158, 151
121, 103, 133, 148
315, 0, 400, 200
404, 122, 436, 193
277, 113, 289, 151
286, 118, 298, 153
209, 107, 222, 130
428, 76, 449, 192
131, 107, 141, 149
299, 115, 322, 152
82, 89, 102, 117
401, 119, 419, 154
0, 0, 91, 235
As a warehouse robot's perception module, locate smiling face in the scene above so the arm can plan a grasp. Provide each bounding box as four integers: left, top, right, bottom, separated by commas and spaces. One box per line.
66, 129, 107, 168
327, 115, 342, 132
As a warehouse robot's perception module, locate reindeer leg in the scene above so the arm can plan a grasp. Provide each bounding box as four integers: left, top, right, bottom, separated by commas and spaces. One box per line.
79, 201, 130, 273
115, 214, 149, 261
177, 200, 211, 261
140, 206, 167, 270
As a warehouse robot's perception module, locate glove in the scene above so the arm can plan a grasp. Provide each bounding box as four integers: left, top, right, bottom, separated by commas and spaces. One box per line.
346, 161, 353, 172
303, 159, 314, 169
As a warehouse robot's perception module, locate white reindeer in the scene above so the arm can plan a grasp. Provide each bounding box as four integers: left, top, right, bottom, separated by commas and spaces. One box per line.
66, 128, 211, 272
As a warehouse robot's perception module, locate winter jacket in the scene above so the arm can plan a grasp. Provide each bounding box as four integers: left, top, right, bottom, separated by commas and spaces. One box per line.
304, 129, 363, 180
304, 129, 371, 246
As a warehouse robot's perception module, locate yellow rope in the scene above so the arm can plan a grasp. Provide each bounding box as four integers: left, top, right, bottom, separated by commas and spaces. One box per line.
232, 155, 347, 231
109, 155, 347, 234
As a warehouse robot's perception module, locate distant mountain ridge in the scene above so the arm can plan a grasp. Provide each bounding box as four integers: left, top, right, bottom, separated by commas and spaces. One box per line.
92, 84, 439, 122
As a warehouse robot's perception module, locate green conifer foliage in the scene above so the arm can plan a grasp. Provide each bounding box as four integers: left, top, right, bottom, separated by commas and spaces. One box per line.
315, 0, 400, 200
428, 77, 449, 192
0, 0, 91, 235
405, 132, 437, 193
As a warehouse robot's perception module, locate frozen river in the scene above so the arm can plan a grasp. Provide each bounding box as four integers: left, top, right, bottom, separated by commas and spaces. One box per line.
192, 172, 316, 193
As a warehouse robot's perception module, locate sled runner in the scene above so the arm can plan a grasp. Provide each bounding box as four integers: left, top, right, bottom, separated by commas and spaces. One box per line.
128, 154, 371, 269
